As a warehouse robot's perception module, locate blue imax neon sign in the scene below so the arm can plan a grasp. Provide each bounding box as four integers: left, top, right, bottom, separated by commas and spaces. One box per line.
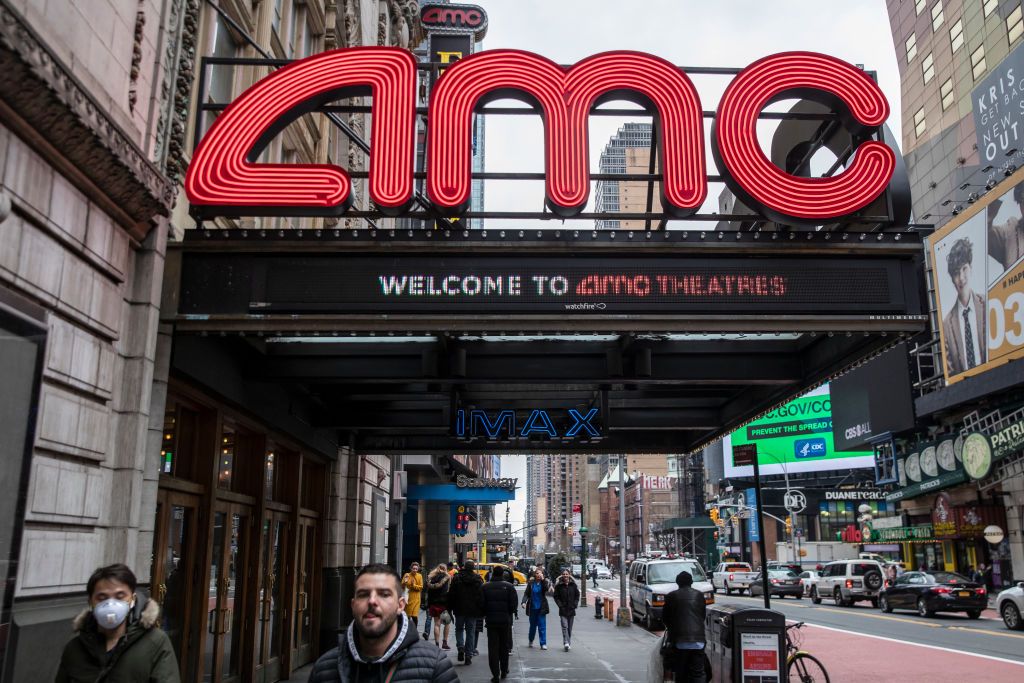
454, 409, 601, 441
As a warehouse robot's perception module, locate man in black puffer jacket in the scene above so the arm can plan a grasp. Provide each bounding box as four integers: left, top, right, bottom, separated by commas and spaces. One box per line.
661, 570, 707, 683
308, 563, 459, 683
447, 560, 485, 665
481, 571, 518, 682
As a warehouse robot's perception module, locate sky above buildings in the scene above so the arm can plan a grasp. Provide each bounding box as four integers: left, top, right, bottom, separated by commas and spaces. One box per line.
484, 0, 901, 531
474, 0, 902, 231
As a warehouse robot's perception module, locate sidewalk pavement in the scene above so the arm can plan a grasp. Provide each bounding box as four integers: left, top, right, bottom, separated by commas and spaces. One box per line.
446, 600, 659, 683
283, 591, 658, 683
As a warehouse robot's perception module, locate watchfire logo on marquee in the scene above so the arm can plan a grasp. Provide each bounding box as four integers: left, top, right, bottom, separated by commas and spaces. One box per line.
185, 48, 895, 224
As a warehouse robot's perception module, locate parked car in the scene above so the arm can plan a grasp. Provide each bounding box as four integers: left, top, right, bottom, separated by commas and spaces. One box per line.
996, 581, 1024, 630
766, 561, 803, 575
571, 563, 583, 578
587, 561, 612, 579
798, 570, 820, 597
879, 571, 986, 618
712, 562, 759, 595
811, 559, 884, 607
629, 557, 714, 630
749, 570, 803, 599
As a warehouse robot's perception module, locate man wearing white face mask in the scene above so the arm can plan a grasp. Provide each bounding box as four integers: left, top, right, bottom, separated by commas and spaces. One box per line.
56, 563, 179, 682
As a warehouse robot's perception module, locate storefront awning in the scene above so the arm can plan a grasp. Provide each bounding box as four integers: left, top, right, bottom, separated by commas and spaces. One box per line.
407, 483, 516, 504
661, 516, 716, 531
884, 468, 968, 503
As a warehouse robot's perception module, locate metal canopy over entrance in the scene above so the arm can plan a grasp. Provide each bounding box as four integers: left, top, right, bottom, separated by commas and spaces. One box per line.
167, 230, 925, 455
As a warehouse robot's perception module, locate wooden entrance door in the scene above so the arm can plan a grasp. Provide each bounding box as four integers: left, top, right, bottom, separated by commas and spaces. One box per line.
291, 515, 318, 667
255, 510, 289, 683
203, 501, 252, 682
151, 489, 202, 682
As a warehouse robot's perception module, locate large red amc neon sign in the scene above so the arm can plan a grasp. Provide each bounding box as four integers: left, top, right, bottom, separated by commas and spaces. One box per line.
185, 48, 895, 224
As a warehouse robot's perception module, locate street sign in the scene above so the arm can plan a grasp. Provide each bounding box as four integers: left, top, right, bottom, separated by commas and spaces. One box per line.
783, 489, 807, 514
985, 525, 1005, 544
733, 443, 757, 467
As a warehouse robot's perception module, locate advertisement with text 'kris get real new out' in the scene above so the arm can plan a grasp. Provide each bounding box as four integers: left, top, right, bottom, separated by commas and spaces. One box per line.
723, 384, 875, 477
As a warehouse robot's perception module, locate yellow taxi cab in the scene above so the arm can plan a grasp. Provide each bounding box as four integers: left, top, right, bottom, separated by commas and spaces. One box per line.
474, 563, 527, 585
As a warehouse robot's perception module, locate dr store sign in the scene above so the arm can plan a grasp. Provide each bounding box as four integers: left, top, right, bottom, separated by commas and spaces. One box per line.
186, 48, 897, 225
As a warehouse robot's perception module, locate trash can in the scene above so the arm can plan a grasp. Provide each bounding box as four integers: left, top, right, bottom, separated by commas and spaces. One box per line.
705, 605, 786, 683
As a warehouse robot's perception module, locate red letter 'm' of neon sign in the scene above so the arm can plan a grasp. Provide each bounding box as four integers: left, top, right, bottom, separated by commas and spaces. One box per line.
712, 52, 895, 224
186, 47, 416, 216
426, 49, 707, 217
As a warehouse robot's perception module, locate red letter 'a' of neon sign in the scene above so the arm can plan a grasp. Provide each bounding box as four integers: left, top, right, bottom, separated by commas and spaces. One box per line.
186, 47, 416, 217
712, 52, 895, 225
427, 50, 706, 217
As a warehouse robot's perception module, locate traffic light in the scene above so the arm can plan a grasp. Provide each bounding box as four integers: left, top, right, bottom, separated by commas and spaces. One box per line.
451, 505, 471, 537
709, 507, 721, 526
785, 516, 793, 535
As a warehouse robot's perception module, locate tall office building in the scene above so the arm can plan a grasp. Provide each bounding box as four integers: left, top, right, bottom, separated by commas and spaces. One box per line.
886, 0, 1024, 224
881, 1, 1024, 583
595, 122, 661, 229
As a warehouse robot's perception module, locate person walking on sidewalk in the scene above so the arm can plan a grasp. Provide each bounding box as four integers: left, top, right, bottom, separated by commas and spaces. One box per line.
308, 563, 457, 683
553, 569, 580, 652
56, 563, 180, 683
448, 559, 485, 665
482, 569, 518, 682
424, 564, 452, 649
401, 562, 424, 630
661, 570, 707, 682
521, 568, 551, 650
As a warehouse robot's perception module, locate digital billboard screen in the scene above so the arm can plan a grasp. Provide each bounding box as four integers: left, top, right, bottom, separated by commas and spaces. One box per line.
928, 165, 1024, 383
181, 254, 915, 316
830, 342, 916, 451
722, 384, 875, 477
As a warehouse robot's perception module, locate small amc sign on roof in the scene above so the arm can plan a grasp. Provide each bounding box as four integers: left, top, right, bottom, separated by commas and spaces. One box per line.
185, 47, 897, 226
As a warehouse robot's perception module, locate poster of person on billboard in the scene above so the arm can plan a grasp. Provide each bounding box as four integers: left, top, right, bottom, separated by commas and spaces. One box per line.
930, 167, 1024, 383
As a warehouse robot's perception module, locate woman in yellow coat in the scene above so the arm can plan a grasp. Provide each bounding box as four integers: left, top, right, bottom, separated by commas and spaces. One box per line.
401, 561, 424, 628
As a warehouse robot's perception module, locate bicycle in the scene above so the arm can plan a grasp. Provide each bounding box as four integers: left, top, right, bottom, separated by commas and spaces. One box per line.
786, 622, 830, 683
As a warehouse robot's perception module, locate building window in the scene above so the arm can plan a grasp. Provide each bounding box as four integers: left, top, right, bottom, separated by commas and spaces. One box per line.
209, 12, 240, 105
950, 19, 964, 53
971, 43, 987, 79
1009, 5, 1024, 45
906, 32, 918, 62
931, 1, 944, 31
916, 0, 926, 15
985, 0, 998, 18
922, 52, 935, 84
914, 107, 927, 137
272, 0, 283, 32
940, 77, 955, 110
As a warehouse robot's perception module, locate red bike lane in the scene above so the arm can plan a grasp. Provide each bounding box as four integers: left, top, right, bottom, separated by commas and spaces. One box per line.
797, 622, 1024, 681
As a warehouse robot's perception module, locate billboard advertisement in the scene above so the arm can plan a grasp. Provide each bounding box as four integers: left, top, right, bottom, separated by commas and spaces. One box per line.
830, 342, 916, 451
928, 166, 1024, 383
723, 384, 875, 477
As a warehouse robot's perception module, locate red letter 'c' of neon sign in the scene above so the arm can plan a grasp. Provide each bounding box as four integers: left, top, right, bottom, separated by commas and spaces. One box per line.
712, 51, 895, 224
185, 47, 415, 216
427, 49, 706, 217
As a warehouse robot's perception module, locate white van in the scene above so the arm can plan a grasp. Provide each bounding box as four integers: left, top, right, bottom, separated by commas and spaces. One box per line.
628, 557, 714, 630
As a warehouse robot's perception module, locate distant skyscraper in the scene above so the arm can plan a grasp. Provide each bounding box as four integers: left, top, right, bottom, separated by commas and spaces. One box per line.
595, 122, 661, 230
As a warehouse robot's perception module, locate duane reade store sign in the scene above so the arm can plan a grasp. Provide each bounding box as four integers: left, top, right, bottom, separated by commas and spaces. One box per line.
973, 41, 1024, 164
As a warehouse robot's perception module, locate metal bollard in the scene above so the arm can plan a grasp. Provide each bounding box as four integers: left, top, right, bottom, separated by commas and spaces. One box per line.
594, 596, 604, 619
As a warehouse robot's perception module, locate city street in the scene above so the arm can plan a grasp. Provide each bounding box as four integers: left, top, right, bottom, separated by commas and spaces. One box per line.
287, 580, 1024, 682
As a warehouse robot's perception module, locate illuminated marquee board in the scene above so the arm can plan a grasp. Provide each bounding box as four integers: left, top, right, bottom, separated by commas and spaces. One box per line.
185, 48, 895, 226
179, 254, 913, 315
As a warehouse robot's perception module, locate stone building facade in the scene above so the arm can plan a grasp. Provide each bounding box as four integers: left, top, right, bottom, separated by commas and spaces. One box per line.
0, 0, 425, 681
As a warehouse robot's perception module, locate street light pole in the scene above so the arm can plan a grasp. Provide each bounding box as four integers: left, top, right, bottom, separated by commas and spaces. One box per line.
579, 527, 588, 606
617, 459, 630, 627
